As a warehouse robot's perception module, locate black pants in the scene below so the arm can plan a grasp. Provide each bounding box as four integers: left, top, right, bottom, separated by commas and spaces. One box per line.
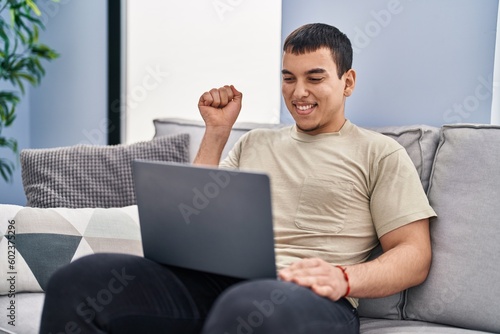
39, 253, 359, 334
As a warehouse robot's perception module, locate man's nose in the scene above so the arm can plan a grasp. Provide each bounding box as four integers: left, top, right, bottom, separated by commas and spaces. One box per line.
293, 80, 309, 99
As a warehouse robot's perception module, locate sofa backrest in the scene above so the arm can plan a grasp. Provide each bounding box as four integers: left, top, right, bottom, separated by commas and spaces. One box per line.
404, 124, 500, 333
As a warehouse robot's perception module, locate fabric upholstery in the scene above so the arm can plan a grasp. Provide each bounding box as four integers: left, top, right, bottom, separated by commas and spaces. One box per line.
404, 124, 500, 333
370, 125, 440, 192
360, 318, 487, 333
21, 133, 189, 208
0, 293, 45, 334
0, 204, 142, 294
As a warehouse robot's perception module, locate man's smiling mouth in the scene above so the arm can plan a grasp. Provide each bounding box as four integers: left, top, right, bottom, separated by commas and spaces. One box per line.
294, 103, 317, 115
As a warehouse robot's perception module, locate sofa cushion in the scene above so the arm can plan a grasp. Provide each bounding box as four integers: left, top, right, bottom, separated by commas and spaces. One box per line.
153, 118, 284, 162
21, 133, 189, 208
360, 318, 488, 333
370, 125, 440, 193
0, 293, 45, 334
404, 124, 500, 333
0, 204, 142, 294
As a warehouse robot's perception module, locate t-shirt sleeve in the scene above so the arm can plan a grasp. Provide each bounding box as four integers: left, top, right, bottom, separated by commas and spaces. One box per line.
370, 147, 436, 238
219, 133, 246, 169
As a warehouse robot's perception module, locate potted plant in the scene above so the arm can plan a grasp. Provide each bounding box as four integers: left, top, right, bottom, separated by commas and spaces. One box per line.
0, 0, 58, 182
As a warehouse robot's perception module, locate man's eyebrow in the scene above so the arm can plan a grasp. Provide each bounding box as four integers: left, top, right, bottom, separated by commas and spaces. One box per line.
306, 68, 327, 74
281, 68, 327, 75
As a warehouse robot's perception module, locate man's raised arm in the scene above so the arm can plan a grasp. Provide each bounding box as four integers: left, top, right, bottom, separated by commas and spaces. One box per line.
194, 85, 242, 166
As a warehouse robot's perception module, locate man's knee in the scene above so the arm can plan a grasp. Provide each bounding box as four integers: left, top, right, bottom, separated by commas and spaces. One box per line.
203, 280, 300, 333
46, 253, 138, 294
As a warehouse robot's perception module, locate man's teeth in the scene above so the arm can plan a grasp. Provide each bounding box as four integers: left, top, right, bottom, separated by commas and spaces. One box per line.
296, 104, 315, 111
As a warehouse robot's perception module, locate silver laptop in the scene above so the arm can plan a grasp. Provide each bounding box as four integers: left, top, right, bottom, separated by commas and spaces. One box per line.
132, 160, 277, 279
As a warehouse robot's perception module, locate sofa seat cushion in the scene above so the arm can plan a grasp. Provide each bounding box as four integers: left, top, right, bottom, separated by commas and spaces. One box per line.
404, 124, 500, 333
21, 133, 189, 208
0, 204, 142, 294
0, 293, 45, 334
360, 318, 490, 333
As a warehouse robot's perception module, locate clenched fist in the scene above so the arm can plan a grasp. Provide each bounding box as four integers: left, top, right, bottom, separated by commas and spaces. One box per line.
198, 85, 242, 131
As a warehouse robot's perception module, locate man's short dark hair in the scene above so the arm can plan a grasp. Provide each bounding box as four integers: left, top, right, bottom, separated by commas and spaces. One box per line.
283, 23, 353, 79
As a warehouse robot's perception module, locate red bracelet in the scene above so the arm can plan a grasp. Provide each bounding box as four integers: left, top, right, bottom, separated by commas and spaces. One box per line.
336, 265, 351, 297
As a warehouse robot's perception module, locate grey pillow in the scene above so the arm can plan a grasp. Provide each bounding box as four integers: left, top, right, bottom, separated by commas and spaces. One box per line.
21, 133, 189, 208
370, 125, 440, 193
404, 124, 500, 333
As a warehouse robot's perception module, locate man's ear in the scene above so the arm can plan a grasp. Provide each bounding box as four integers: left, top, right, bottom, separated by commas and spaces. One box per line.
343, 69, 356, 97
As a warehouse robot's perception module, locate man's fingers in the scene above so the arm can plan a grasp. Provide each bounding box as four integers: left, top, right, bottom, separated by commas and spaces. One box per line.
209, 88, 222, 107
199, 91, 213, 107
219, 85, 233, 107
279, 266, 325, 282
199, 85, 238, 109
230, 85, 242, 102
290, 275, 316, 287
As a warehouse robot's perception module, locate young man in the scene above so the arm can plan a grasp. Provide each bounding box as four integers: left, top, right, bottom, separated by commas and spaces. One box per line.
40, 23, 435, 334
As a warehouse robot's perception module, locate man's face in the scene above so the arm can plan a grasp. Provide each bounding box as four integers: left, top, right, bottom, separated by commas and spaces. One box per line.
281, 47, 355, 135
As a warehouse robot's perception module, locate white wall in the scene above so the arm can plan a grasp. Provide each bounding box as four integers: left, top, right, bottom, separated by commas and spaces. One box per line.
281, 0, 499, 127
125, 0, 282, 144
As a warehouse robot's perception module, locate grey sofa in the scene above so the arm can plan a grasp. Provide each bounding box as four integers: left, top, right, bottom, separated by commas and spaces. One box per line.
1, 118, 499, 334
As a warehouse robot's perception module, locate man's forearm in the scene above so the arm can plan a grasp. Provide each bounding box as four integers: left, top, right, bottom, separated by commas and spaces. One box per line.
345, 237, 431, 298
193, 127, 231, 166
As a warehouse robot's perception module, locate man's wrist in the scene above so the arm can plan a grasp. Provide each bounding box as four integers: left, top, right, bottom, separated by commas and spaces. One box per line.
204, 125, 233, 138
336, 265, 351, 297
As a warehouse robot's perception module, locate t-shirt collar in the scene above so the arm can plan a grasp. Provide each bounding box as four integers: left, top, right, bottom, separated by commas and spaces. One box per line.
290, 119, 352, 142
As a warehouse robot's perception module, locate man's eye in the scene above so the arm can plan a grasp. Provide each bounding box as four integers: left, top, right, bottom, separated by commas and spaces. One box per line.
309, 77, 323, 82
283, 77, 295, 82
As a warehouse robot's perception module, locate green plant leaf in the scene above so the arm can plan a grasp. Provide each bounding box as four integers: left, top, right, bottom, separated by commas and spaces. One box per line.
26, 0, 42, 16
9, 8, 15, 28
0, 136, 18, 153
0, 158, 14, 183
0, 26, 10, 54
32, 44, 60, 60
11, 75, 25, 94
18, 71, 37, 84
5, 106, 17, 126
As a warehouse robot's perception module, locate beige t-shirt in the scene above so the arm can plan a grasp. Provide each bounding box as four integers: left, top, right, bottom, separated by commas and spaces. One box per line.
220, 120, 436, 304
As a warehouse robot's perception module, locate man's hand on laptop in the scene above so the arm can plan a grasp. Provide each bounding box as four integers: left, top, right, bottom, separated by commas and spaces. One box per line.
279, 258, 349, 301
198, 85, 242, 136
